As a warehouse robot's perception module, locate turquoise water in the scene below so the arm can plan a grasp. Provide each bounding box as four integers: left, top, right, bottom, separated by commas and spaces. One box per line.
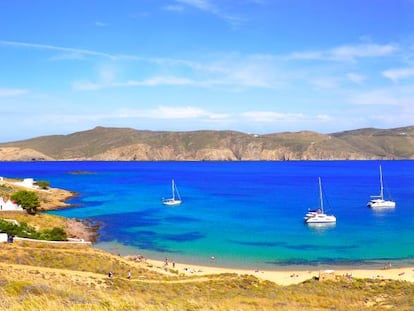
2, 161, 413, 269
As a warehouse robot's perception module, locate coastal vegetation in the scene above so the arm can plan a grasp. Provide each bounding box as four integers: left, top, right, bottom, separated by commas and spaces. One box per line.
11, 190, 40, 215
0, 219, 67, 241
0, 125, 413, 160
34, 180, 50, 189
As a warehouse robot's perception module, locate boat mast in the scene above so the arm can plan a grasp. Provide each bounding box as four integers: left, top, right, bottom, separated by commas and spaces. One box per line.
379, 165, 384, 200
318, 177, 324, 212
171, 179, 175, 200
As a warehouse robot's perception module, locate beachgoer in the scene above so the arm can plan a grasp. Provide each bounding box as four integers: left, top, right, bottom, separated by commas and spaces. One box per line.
108, 271, 113, 278
127, 270, 131, 279
172, 261, 175, 268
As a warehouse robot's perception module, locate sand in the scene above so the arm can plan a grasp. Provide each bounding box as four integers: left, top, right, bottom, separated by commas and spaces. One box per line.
142, 258, 414, 285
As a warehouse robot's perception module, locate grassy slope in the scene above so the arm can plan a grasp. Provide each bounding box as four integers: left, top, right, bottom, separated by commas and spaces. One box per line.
0, 241, 413, 310
332, 126, 414, 158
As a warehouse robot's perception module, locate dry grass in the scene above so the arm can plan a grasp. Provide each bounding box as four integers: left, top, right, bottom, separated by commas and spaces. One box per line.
0, 211, 67, 229
0, 241, 413, 310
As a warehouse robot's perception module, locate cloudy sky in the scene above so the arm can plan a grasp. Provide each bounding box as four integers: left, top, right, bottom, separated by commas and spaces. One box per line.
1, 0, 413, 141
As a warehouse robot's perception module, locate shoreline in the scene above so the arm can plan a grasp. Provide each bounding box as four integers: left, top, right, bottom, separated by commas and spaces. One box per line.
141, 257, 414, 285
95, 241, 414, 272
97, 242, 414, 285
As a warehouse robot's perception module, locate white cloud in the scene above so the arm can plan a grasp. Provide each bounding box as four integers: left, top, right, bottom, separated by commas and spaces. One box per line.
72, 59, 284, 91
330, 44, 397, 61
3, 39, 401, 94
175, 0, 244, 26
288, 43, 398, 62
382, 67, 414, 82
239, 111, 333, 132
12, 105, 224, 124
115, 106, 229, 120
0, 40, 117, 60
123, 76, 197, 87
0, 88, 28, 97
316, 114, 331, 121
72, 76, 199, 91
241, 111, 305, 122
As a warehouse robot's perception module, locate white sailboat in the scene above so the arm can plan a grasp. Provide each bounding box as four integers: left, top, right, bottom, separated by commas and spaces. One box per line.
305, 177, 336, 224
162, 179, 182, 206
367, 165, 395, 208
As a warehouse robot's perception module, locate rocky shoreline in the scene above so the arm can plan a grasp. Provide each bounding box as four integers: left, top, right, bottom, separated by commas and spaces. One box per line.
64, 218, 100, 243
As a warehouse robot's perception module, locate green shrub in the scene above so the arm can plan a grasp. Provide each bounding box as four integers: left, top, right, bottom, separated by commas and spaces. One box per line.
10, 190, 40, 215
38, 227, 67, 241
0, 220, 67, 241
35, 180, 50, 190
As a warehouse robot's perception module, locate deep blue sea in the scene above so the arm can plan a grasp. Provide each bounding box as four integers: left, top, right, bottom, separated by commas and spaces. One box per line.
1, 161, 413, 269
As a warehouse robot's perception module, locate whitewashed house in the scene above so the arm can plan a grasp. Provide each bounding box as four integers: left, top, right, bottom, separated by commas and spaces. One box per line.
0, 197, 24, 211
0, 233, 8, 243
13, 178, 38, 189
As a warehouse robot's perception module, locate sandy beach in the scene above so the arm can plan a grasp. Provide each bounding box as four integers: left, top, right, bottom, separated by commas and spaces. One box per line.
142, 257, 414, 285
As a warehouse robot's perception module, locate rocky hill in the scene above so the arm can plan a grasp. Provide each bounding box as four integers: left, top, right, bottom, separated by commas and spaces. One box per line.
0, 125, 413, 160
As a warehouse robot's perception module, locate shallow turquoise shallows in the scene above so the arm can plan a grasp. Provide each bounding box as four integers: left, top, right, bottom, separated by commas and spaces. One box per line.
2, 160, 413, 269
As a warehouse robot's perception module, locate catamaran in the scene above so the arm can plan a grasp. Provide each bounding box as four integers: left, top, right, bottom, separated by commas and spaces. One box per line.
162, 179, 182, 206
367, 165, 395, 208
305, 177, 336, 224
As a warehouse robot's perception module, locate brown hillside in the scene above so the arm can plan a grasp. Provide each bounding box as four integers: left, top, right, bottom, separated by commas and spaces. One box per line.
0, 125, 413, 160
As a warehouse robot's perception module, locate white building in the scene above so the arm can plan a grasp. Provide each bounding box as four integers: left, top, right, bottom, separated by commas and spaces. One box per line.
0, 233, 8, 243
13, 178, 38, 189
0, 197, 24, 211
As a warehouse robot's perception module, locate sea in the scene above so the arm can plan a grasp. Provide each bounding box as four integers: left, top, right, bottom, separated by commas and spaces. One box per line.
1, 160, 413, 269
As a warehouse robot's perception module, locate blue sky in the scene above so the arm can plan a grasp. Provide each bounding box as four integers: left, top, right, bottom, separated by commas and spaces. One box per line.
1, 0, 413, 141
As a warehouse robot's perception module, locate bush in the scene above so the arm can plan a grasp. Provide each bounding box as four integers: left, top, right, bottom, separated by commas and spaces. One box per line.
39, 227, 67, 241
0, 220, 67, 241
35, 180, 50, 190
0, 220, 37, 238
10, 190, 40, 214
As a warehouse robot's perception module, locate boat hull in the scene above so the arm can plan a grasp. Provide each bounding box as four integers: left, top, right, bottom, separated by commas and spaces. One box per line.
305, 214, 336, 223
162, 199, 182, 206
367, 199, 396, 208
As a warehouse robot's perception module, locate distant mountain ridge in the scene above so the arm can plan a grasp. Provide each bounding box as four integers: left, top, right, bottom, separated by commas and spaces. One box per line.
0, 125, 413, 161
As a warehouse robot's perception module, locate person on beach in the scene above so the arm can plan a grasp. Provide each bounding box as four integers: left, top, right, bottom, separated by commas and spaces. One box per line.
127, 270, 131, 279
108, 271, 113, 278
